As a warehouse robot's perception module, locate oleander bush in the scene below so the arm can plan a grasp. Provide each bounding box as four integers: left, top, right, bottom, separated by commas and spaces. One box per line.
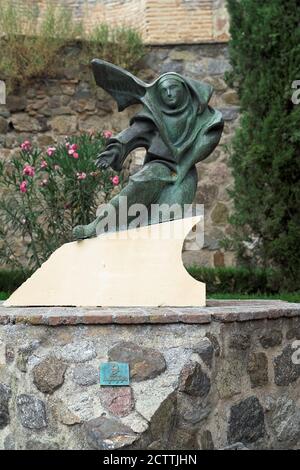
226, 0, 300, 291
0, 131, 123, 271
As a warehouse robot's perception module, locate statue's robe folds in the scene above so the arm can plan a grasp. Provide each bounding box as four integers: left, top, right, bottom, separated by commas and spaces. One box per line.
90, 61, 224, 209
72, 62, 225, 236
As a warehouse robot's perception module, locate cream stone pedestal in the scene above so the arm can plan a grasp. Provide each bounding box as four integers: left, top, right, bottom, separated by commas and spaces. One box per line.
4, 216, 205, 307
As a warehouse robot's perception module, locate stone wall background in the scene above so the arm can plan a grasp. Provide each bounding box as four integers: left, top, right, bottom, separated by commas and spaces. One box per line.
1, 312, 300, 450
0, 43, 238, 268
11, 0, 230, 44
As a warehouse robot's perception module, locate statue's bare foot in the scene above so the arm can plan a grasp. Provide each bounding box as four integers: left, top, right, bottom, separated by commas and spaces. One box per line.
73, 222, 97, 240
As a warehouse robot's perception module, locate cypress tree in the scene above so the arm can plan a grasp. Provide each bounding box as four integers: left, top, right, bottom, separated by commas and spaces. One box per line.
226, 0, 300, 289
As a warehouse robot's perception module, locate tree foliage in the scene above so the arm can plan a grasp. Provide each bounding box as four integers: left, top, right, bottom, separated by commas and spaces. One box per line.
226, 0, 300, 289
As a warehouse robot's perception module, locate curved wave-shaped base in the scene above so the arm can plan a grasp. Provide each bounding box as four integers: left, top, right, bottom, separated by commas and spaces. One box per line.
4, 216, 205, 307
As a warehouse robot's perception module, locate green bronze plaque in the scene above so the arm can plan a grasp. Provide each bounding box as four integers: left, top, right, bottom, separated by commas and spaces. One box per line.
100, 362, 130, 386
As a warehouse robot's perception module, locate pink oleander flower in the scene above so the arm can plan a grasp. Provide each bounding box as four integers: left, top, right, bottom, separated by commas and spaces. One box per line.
23, 164, 35, 177
76, 172, 86, 180
72, 152, 79, 159
19, 181, 27, 193
65, 142, 71, 149
103, 130, 113, 139
111, 175, 120, 186
40, 160, 48, 169
54, 164, 60, 171
20, 140, 31, 152
68, 144, 78, 155
47, 146, 56, 157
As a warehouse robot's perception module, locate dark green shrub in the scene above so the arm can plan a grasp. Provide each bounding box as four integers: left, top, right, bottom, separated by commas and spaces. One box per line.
226, 0, 300, 290
0, 269, 28, 293
186, 265, 282, 294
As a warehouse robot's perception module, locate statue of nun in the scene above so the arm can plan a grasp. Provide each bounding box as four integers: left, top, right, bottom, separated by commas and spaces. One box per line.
73, 59, 224, 239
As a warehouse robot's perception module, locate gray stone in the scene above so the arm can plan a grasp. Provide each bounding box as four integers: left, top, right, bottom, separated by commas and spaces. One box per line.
48, 95, 61, 108
259, 330, 283, 348
206, 58, 232, 75
270, 397, 300, 444
0, 105, 10, 118
176, 393, 211, 425
51, 106, 75, 116
16, 341, 40, 372
10, 113, 42, 132
203, 233, 222, 251
273, 345, 300, 386
196, 182, 219, 208
276, 409, 300, 443
168, 49, 196, 61
84, 416, 137, 450
50, 115, 77, 134
6, 95, 27, 112
144, 50, 169, 70
229, 332, 251, 350
74, 89, 93, 100
205, 333, 220, 356
160, 61, 184, 74
184, 61, 207, 78
202, 76, 228, 92
167, 426, 197, 450
147, 393, 176, 445
58, 340, 96, 363
211, 202, 229, 225
78, 115, 104, 132
286, 327, 300, 340
247, 352, 268, 388
108, 341, 166, 382
4, 434, 15, 450
218, 106, 240, 121
217, 357, 242, 399
5, 344, 15, 363
54, 398, 82, 425
228, 396, 265, 444
25, 440, 59, 450
72, 365, 98, 386
16, 394, 47, 429
0, 116, 8, 133
200, 430, 215, 450
33, 356, 67, 394
221, 442, 249, 450
0, 383, 12, 429
194, 337, 214, 368
178, 361, 211, 397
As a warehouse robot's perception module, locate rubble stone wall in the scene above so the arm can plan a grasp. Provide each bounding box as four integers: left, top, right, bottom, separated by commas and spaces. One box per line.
1, 303, 300, 450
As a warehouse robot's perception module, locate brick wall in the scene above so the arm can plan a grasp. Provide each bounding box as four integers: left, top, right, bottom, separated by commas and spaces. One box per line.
11, 0, 229, 44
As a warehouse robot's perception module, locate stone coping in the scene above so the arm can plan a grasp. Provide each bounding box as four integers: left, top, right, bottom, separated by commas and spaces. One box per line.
0, 300, 299, 326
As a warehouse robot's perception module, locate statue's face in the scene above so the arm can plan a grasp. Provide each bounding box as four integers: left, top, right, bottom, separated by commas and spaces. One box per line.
158, 78, 185, 108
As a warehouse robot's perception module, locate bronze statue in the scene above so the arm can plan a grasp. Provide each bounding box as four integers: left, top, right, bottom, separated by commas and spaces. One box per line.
73, 59, 224, 239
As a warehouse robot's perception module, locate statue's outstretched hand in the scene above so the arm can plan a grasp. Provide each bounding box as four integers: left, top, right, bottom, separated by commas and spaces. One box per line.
96, 148, 118, 169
